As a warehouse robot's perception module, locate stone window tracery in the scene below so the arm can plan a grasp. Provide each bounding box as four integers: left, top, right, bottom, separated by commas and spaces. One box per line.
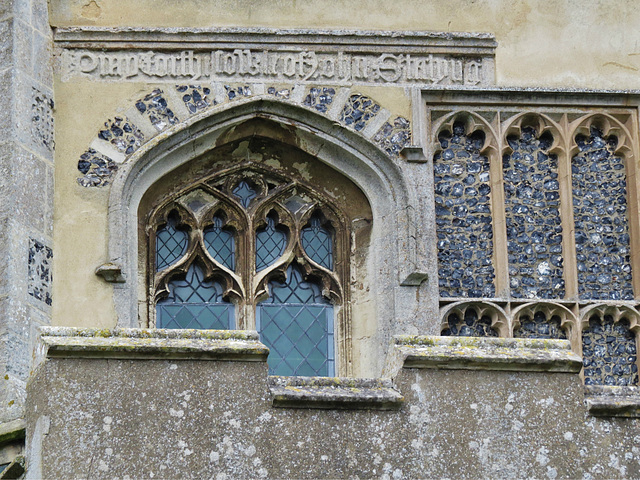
146, 166, 348, 377
429, 102, 640, 386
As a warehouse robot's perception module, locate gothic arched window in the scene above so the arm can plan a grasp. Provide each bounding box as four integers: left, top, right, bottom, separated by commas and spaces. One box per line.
146, 166, 347, 377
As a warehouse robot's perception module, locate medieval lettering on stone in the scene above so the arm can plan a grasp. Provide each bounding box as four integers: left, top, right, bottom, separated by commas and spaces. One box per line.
61, 49, 490, 86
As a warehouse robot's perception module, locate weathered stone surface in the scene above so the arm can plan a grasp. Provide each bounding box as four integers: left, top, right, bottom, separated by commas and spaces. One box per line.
269, 376, 403, 410
585, 385, 640, 418
37, 327, 269, 362
388, 335, 583, 373
25, 329, 640, 479
56, 27, 496, 86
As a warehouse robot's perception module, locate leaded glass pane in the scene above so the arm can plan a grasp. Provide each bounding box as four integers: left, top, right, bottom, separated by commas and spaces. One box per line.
257, 266, 334, 376
232, 180, 257, 208
301, 217, 333, 270
256, 215, 287, 271
204, 217, 235, 270
157, 263, 234, 329
156, 218, 188, 271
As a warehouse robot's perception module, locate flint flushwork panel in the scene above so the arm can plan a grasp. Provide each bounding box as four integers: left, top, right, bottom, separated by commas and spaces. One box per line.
514, 312, 566, 339
28, 239, 53, 306
341, 94, 380, 132
442, 307, 497, 337
434, 123, 495, 298
582, 315, 638, 386
31, 88, 55, 152
98, 116, 144, 155
572, 127, 633, 301
176, 85, 212, 113
504, 127, 564, 299
135, 89, 179, 132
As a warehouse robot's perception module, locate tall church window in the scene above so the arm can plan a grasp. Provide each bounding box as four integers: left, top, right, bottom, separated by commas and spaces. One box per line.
146, 166, 346, 377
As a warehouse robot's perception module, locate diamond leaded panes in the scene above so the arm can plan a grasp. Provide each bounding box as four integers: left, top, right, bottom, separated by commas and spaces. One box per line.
257, 266, 334, 376
301, 216, 333, 270
156, 218, 188, 270
157, 263, 234, 329
204, 216, 235, 270
256, 214, 287, 271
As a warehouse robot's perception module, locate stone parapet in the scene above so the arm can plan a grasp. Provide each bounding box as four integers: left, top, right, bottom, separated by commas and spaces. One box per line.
25, 329, 640, 479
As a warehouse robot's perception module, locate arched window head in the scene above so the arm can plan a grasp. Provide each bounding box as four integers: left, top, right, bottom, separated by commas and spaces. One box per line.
143, 160, 360, 376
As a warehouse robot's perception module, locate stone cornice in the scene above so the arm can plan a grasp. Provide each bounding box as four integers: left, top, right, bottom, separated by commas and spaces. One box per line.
54, 27, 497, 54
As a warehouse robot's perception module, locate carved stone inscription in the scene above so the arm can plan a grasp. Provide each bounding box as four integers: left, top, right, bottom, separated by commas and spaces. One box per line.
61, 49, 490, 86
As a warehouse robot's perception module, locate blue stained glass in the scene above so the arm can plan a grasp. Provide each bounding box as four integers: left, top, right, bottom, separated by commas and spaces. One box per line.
257, 265, 334, 376
157, 263, 234, 329
232, 180, 257, 208
301, 217, 333, 270
204, 217, 235, 270
256, 215, 287, 271
156, 218, 188, 271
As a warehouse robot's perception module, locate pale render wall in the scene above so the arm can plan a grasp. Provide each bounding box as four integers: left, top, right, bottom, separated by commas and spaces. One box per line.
48, 0, 640, 90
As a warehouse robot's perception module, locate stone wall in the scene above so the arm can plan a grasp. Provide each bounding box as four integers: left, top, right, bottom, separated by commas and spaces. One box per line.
25, 328, 640, 479
0, 0, 53, 426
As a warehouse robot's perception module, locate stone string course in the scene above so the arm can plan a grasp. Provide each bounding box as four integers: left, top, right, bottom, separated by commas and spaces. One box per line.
76, 84, 411, 187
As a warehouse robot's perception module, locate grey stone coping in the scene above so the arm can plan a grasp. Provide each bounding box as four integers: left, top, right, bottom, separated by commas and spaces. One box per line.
421, 86, 640, 103
0, 420, 25, 446
268, 376, 404, 410
390, 335, 583, 373
37, 327, 269, 362
54, 27, 497, 52
584, 386, 640, 418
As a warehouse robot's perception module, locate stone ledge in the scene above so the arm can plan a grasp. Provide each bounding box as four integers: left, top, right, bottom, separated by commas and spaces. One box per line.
37, 327, 269, 362
388, 335, 583, 373
0, 420, 25, 446
54, 27, 497, 52
268, 376, 404, 410
584, 386, 640, 418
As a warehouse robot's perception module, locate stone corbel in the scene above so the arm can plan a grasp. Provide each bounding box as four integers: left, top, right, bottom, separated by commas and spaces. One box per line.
400, 145, 427, 162
95, 262, 126, 283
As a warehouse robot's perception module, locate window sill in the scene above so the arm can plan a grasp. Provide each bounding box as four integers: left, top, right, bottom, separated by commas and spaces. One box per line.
37, 327, 269, 363
386, 335, 583, 374
584, 385, 640, 418
268, 376, 404, 410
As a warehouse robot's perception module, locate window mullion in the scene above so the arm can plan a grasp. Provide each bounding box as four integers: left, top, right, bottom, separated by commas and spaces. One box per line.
490, 115, 509, 300
558, 113, 579, 301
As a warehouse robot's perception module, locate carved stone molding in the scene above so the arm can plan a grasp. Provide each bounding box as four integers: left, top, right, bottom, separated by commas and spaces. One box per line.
54, 27, 496, 87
